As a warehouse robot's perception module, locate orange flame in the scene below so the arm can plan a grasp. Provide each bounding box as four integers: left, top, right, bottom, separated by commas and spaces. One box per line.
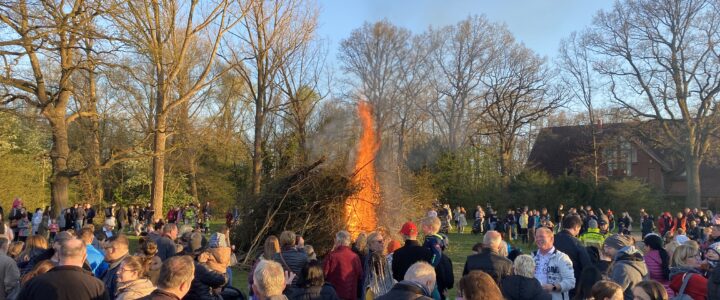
346, 101, 380, 238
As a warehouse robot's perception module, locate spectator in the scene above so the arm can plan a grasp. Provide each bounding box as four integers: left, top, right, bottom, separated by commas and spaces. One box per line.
95, 218, 116, 243
75, 203, 86, 232
669, 244, 707, 300
462, 230, 512, 283
573, 267, 602, 300
362, 232, 394, 299
643, 233, 673, 297
252, 260, 289, 300
435, 252, 454, 300
100, 234, 131, 296
140, 255, 195, 300
16, 235, 47, 264
18, 238, 109, 300
272, 231, 308, 287
323, 231, 362, 300
554, 215, 592, 297
80, 227, 108, 276
604, 234, 648, 300
500, 254, 551, 300
290, 260, 339, 300
591, 280, 623, 300
579, 219, 607, 249
7, 241, 22, 260
185, 249, 227, 300
0, 237, 19, 299
632, 280, 669, 300
249, 236, 280, 297
533, 227, 575, 300
156, 223, 178, 261
421, 216, 444, 267
116, 255, 155, 300
391, 222, 432, 282
376, 261, 435, 300
458, 271, 503, 300
18, 259, 53, 287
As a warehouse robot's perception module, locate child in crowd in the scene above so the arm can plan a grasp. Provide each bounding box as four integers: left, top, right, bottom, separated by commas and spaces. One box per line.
48, 219, 59, 241
421, 216, 444, 266
17, 211, 30, 242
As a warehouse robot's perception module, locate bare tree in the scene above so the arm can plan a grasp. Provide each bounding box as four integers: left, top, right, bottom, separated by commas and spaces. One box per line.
0, 0, 106, 215
338, 20, 410, 137
111, 0, 242, 218
227, 0, 318, 195
558, 32, 602, 185
479, 35, 564, 182
585, 0, 720, 207
426, 16, 497, 151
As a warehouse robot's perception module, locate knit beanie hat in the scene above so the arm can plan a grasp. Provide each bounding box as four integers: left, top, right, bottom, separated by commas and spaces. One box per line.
588, 219, 598, 229
604, 234, 634, 250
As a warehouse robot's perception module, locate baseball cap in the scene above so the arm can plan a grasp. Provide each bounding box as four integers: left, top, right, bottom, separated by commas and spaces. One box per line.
399, 221, 418, 236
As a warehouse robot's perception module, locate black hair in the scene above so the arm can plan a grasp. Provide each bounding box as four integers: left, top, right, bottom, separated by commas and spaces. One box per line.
643, 234, 670, 280
300, 260, 323, 288
573, 267, 602, 300
562, 215, 583, 230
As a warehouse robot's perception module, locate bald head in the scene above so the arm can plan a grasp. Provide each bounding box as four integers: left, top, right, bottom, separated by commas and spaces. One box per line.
483, 230, 502, 252
59, 238, 87, 267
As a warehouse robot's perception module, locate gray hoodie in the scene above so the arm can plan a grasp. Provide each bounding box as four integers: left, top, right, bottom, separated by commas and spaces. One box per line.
609, 246, 648, 300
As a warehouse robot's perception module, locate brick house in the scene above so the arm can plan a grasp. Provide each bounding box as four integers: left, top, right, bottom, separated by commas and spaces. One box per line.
527, 123, 720, 207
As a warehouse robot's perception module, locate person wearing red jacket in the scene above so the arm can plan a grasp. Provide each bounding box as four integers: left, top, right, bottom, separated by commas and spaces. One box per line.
324, 230, 363, 300
674, 212, 688, 234
669, 244, 708, 300
659, 212, 675, 236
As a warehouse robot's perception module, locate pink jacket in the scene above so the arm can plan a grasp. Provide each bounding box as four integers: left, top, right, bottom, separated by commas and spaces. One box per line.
644, 250, 674, 297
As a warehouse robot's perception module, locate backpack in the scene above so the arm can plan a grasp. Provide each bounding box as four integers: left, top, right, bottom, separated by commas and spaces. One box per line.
671, 273, 695, 300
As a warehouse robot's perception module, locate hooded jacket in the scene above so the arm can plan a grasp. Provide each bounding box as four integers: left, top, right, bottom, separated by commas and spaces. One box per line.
500, 275, 552, 300
532, 248, 575, 300
669, 266, 707, 300
608, 246, 648, 300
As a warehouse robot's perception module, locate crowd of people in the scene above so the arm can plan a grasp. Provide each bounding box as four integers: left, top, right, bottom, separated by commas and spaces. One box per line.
3, 195, 720, 300
0, 197, 241, 300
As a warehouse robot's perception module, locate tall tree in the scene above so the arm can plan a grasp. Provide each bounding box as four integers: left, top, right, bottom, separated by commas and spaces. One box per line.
227, 0, 318, 195
585, 0, 720, 207
0, 0, 103, 216
479, 34, 564, 182
558, 32, 601, 185
112, 0, 242, 218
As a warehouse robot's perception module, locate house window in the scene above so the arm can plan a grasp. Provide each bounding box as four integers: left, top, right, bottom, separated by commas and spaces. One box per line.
605, 140, 634, 176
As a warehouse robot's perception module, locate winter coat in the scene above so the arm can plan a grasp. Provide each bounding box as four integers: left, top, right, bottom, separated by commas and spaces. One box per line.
185, 262, 227, 300
273, 247, 308, 286
435, 254, 454, 300
390, 240, 433, 282
375, 281, 432, 300
644, 250, 673, 297
532, 248, 575, 300
323, 245, 362, 300
669, 267, 707, 300
17, 265, 109, 300
101, 254, 129, 297
500, 275, 552, 300
608, 247, 648, 300
462, 248, 513, 284
708, 263, 720, 300
0, 253, 19, 300
116, 278, 155, 300
156, 235, 176, 262
553, 230, 592, 293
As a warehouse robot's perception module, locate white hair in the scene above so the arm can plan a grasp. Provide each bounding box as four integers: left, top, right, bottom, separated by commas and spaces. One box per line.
336, 230, 352, 247
483, 230, 502, 250
513, 254, 536, 278
404, 261, 436, 286
252, 260, 285, 297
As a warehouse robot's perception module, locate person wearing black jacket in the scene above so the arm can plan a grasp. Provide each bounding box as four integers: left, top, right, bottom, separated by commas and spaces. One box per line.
288, 260, 339, 300
18, 238, 109, 300
500, 255, 551, 300
391, 222, 433, 282
462, 230, 512, 284
553, 214, 592, 298
186, 252, 227, 300
435, 254, 454, 300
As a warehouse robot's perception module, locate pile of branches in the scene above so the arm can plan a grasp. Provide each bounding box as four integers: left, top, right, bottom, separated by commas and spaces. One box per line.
233, 158, 359, 264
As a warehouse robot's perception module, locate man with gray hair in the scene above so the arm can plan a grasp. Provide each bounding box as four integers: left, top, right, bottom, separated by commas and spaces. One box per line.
252, 260, 288, 300
323, 230, 362, 300
377, 261, 435, 300
462, 230, 512, 283
18, 238, 109, 300
0, 237, 19, 299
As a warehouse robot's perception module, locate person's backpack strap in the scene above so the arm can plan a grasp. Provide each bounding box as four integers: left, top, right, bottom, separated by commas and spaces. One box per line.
677, 273, 694, 297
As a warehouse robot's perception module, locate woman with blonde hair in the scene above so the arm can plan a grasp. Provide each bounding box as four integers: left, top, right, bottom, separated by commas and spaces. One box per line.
16, 235, 48, 263
500, 254, 551, 300
249, 235, 280, 296
668, 244, 707, 299
362, 232, 395, 299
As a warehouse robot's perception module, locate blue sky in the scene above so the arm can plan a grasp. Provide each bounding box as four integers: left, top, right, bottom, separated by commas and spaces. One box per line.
317, 0, 615, 61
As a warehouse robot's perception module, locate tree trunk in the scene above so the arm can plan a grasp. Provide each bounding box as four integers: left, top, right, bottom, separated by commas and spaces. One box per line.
47, 110, 71, 217
86, 60, 103, 204
150, 113, 167, 221
189, 155, 199, 201
252, 100, 264, 195
686, 156, 702, 208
